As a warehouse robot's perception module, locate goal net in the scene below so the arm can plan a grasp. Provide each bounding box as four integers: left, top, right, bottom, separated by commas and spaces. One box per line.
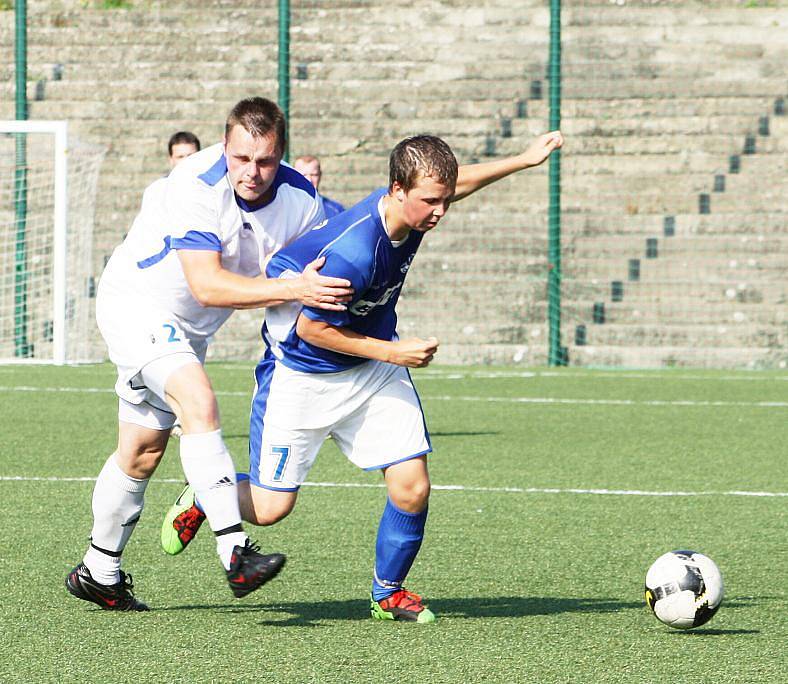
0, 121, 105, 364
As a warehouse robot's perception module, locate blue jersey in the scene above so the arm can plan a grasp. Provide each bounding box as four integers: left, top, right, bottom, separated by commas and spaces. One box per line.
264, 188, 424, 373
320, 194, 345, 219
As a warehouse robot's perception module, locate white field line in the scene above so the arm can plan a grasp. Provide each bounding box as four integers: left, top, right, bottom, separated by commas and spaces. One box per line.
414, 370, 788, 382
424, 395, 788, 408
194, 366, 788, 382
4, 366, 786, 384
0, 384, 785, 408
0, 475, 785, 498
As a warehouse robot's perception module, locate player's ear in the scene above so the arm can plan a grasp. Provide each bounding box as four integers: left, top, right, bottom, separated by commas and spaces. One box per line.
391, 182, 406, 202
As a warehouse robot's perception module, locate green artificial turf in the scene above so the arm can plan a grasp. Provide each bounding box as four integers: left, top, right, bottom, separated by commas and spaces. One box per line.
0, 364, 785, 683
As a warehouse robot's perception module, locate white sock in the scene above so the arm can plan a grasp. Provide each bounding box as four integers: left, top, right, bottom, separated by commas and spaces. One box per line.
179, 429, 247, 569
83, 453, 149, 585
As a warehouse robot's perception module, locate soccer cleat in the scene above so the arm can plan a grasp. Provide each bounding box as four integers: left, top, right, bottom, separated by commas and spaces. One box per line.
370, 589, 436, 623
226, 539, 286, 598
161, 483, 206, 555
65, 563, 149, 611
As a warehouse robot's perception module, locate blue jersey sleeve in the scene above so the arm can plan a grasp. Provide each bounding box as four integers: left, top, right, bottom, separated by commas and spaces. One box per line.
301, 251, 372, 327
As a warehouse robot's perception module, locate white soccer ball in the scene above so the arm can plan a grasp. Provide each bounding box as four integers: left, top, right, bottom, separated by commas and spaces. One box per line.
644, 550, 724, 629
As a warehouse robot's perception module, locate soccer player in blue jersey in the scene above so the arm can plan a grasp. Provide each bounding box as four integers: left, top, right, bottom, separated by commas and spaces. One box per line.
163, 130, 563, 621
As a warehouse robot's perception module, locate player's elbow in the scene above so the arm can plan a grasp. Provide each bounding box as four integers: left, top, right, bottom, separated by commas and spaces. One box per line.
188, 281, 217, 307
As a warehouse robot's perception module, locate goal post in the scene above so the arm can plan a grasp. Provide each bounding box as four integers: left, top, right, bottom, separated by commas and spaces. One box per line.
0, 120, 105, 364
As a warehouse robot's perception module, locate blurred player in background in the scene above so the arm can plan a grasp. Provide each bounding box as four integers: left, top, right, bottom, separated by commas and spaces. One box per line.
294, 155, 346, 218
65, 97, 353, 611
162, 130, 563, 622
167, 130, 201, 169
139, 130, 202, 214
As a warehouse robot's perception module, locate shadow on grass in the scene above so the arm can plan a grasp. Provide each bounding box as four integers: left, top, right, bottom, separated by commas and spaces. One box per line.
430, 431, 500, 438
670, 629, 760, 636
159, 595, 644, 627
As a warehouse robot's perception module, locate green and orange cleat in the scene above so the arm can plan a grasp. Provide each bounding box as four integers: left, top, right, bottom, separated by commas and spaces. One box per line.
370, 589, 436, 623
161, 483, 206, 555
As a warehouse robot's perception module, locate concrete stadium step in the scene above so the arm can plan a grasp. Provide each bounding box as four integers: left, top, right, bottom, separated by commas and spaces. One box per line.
563, 21, 788, 47
565, 213, 788, 236
497, 132, 788, 156
527, 97, 783, 120
566, 344, 786, 370
575, 323, 787, 350
567, 236, 788, 260
566, 302, 786, 327
564, 6, 788, 28
519, 115, 776, 137
562, 280, 786, 303
564, 257, 787, 281
560, 78, 786, 99
561, 152, 787, 176
22, 43, 281, 65
569, 254, 788, 279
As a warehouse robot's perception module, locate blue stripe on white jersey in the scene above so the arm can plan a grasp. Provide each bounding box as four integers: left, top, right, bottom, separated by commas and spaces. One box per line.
265, 187, 424, 373
136, 230, 221, 269
197, 155, 228, 186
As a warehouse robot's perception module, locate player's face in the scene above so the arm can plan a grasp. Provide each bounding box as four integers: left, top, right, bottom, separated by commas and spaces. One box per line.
168, 143, 199, 169
224, 125, 283, 204
294, 159, 321, 190
398, 175, 454, 232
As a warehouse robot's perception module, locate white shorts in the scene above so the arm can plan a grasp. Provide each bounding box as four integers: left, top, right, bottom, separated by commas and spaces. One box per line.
96, 279, 207, 429
248, 356, 431, 491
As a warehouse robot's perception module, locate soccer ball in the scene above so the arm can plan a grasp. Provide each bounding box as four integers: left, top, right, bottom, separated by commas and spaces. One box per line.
644, 550, 724, 629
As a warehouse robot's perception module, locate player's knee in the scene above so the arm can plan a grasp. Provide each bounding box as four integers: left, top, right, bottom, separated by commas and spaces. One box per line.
391, 479, 431, 513
177, 393, 220, 432
251, 504, 293, 526
118, 443, 166, 479
117, 428, 169, 478
248, 492, 296, 526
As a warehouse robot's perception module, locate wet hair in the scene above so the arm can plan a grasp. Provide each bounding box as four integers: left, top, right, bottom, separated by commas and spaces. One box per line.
389, 135, 458, 192
167, 131, 201, 156
225, 97, 287, 152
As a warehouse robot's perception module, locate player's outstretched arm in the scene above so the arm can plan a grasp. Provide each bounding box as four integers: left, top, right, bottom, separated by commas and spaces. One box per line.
296, 315, 439, 368
178, 251, 353, 310
452, 130, 564, 202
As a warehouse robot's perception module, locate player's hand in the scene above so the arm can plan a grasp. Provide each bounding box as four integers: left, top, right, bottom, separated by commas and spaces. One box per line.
387, 337, 439, 368
520, 130, 564, 168
294, 257, 354, 311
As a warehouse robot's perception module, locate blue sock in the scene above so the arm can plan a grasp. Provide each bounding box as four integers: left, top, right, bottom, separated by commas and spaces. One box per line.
372, 498, 428, 601
194, 472, 249, 514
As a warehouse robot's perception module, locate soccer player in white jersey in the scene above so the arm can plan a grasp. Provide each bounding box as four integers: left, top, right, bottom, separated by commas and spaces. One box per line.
162, 130, 563, 621
65, 97, 354, 611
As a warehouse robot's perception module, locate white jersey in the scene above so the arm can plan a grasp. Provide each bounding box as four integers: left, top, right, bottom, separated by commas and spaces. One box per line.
100, 142, 324, 341
139, 175, 168, 211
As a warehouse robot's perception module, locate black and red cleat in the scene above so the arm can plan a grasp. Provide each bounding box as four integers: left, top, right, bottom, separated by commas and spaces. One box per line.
65, 563, 149, 611
226, 540, 286, 598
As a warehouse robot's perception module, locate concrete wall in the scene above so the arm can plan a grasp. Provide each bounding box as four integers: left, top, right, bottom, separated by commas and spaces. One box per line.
1, 0, 786, 367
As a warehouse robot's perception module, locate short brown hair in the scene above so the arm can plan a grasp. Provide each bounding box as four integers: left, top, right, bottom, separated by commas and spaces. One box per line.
225, 97, 286, 152
168, 131, 200, 156
389, 135, 458, 192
